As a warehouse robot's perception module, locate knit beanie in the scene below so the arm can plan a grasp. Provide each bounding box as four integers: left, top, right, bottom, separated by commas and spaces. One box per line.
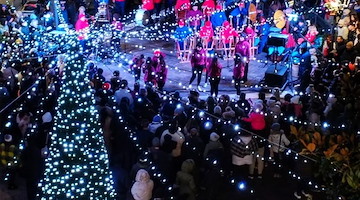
213, 106, 222, 115
152, 115, 162, 123
210, 132, 220, 141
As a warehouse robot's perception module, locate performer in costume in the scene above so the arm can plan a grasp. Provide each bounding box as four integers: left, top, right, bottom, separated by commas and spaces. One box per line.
143, 57, 157, 85
155, 54, 168, 91
207, 56, 222, 97
221, 20, 239, 58
233, 53, 245, 95
189, 43, 206, 90
174, 19, 192, 57
211, 4, 227, 29
235, 33, 250, 82
131, 54, 145, 83
175, 0, 190, 20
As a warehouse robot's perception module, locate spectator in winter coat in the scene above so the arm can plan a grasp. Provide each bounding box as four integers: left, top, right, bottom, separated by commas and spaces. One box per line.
237, 93, 251, 114
186, 5, 204, 31
176, 159, 197, 200
229, 1, 248, 29
160, 123, 185, 158
75, 6, 89, 40
230, 132, 258, 180
131, 54, 145, 83
131, 169, 154, 200
199, 21, 214, 47
337, 19, 349, 40
268, 123, 290, 178
114, 79, 133, 105
207, 56, 222, 97
203, 132, 223, 158
242, 102, 266, 132
189, 43, 206, 89
210, 5, 227, 29
174, 20, 192, 50
182, 128, 204, 165
148, 115, 162, 133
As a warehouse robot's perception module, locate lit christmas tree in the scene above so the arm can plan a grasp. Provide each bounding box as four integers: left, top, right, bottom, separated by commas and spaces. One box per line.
37, 39, 116, 199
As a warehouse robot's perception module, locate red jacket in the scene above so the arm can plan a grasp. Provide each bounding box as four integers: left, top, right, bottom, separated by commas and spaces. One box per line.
175, 0, 190, 11
190, 49, 206, 67
233, 62, 245, 79
202, 0, 215, 16
143, 0, 154, 10
242, 112, 266, 131
199, 21, 214, 40
221, 22, 238, 44
207, 61, 222, 77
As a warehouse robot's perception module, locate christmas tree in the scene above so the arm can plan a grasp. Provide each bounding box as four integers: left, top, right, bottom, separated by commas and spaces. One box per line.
37, 39, 116, 199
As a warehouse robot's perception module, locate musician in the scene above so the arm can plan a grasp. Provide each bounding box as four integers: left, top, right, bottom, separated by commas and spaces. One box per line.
235, 33, 250, 82
229, 1, 248, 29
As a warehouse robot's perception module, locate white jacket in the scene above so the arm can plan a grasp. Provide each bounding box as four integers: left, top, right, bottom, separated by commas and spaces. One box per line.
131, 169, 154, 200
268, 131, 290, 153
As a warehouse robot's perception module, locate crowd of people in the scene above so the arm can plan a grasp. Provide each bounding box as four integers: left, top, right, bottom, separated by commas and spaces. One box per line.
0, 0, 360, 200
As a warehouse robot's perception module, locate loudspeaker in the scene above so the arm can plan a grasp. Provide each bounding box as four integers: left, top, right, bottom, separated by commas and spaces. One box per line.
264, 65, 288, 87
267, 37, 286, 47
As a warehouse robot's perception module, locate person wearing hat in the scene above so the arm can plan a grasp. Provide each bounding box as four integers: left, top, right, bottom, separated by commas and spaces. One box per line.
143, 57, 157, 86
174, 19, 192, 54
148, 115, 163, 133
202, 0, 215, 19
199, 21, 214, 48
186, 5, 204, 31
190, 42, 206, 91
204, 132, 223, 158
233, 53, 246, 95
268, 123, 290, 178
340, 41, 357, 63
131, 169, 154, 200
235, 33, 250, 82
210, 4, 227, 28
